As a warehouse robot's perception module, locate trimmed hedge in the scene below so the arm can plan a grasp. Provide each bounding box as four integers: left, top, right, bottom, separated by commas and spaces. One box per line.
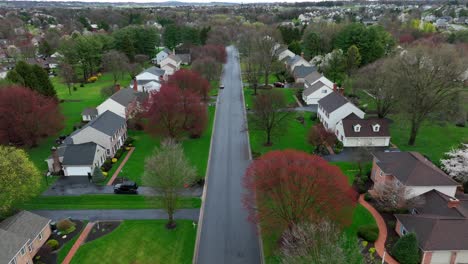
357, 224, 379, 242
57, 219, 75, 232
46, 239, 60, 250
391, 233, 420, 264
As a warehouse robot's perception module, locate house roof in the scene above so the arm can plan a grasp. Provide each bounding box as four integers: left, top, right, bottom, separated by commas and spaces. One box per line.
373, 152, 458, 187
86, 110, 125, 136
286, 55, 303, 66
303, 80, 330, 97
143, 66, 165, 77
165, 54, 182, 64
110, 88, 138, 107
177, 53, 191, 64
293, 65, 317, 79
62, 142, 98, 166
318, 91, 350, 113
341, 118, 390, 138
304, 71, 324, 85
395, 214, 468, 251
81, 107, 97, 116
0, 229, 28, 263
411, 190, 467, 219
0, 210, 50, 243
157, 48, 171, 56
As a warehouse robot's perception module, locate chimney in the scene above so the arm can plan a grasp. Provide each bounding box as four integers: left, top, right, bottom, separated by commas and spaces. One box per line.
115, 83, 121, 92
51, 147, 61, 173
340, 86, 344, 95
133, 78, 138, 92
300, 52, 304, 58
448, 198, 460, 208
172, 48, 175, 55
333, 83, 337, 92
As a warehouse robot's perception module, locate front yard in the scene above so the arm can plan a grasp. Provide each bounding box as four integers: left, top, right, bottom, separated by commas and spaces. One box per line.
243, 87, 297, 108
70, 220, 196, 264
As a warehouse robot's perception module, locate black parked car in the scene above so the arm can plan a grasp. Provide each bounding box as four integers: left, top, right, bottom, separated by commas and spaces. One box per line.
114, 181, 138, 194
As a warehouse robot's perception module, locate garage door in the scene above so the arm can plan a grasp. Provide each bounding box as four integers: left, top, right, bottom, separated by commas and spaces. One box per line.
431, 251, 452, 264
456, 251, 468, 264
65, 166, 92, 176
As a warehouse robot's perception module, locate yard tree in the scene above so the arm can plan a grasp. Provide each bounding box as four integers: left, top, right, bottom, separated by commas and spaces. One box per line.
250, 90, 291, 146
372, 181, 424, 211
256, 31, 280, 87
243, 150, 357, 233
280, 220, 362, 264
167, 69, 211, 101
143, 139, 196, 228
321, 49, 346, 84
307, 124, 337, 154
389, 44, 467, 145
31, 65, 56, 97
288, 40, 302, 55
391, 233, 420, 264
192, 57, 222, 83
0, 86, 64, 147
191, 44, 227, 64
354, 59, 396, 118
0, 145, 42, 218
302, 31, 322, 59
239, 28, 262, 95
58, 62, 77, 95
144, 84, 208, 139
345, 45, 361, 76
102, 50, 130, 84
441, 144, 468, 184
6, 61, 56, 97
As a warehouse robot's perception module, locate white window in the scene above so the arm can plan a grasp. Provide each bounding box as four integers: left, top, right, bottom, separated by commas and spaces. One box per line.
354, 124, 361, 132
28, 243, 33, 252
322, 89, 327, 93
20, 246, 25, 255
372, 124, 380, 132
107, 149, 110, 155
38, 231, 43, 240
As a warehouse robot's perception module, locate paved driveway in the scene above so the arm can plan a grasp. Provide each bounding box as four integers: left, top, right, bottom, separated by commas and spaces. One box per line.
195, 46, 261, 264
32, 209, 199, 221
324, 147, 390, 162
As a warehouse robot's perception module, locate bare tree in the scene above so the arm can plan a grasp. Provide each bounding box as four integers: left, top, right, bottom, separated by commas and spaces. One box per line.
239, 28, 262, 95
256, 29, 280, 87
143, 139, 196, 228
372, 181, 424, 211
102, 50, 130, 84
250, 90, 291, 146
58, 63, 76, 95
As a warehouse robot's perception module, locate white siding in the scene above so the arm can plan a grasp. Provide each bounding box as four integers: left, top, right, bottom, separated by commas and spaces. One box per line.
303, 85, 333, 105
318, 102, 365, 132
407, 186, 457, 198
335, 120, 390, 147
97, 99, 127, 118
430, 251, 452, 264
156, 51, 169, 65
278, 50, 295, 61
455, 251, 468, 263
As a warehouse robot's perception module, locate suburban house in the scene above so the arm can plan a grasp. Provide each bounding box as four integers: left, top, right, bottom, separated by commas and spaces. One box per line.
132, 66, 165, 93
394, 190, 468, 264
335, 117, 391, 147
61, 142, 107, 176
292, 65, 317, 83
81, 107, 98, 122
97, 87, 145, 119
277, 47, 295, 62
160, 54, 182, 76
317, 90, 365, 131
67, 110, 127, 158
177, 53, 191, 65
0, 211, 51, 264
152, 47, 171, 65
286, 55, 311, 72
370, 151, 459, 198
302, 78, 334, 105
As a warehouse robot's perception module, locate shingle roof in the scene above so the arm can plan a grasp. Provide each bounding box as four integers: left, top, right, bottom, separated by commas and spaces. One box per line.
395, 214, 468, 251
81, 107, 98, 116
0, 211, 50, 243
0, 229, 28, 263
86, 110, 125, 136
373, 152, 458, 186
318, 91, 349, 113
293, 65, 317, 78
287, 55, 302, 66
166, 54, 182, 64
304, 71, 323, 85
143, 66, 165, 77
412, 190, 467, 218
342, 118, 390, 138
110, 88, 138, 107
62, 142, 98, 166
303, 80, 330, 97
178, 53, 191, 64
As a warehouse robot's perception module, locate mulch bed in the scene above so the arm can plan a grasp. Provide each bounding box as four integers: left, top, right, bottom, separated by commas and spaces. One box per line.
85, 221, 121, 243
34, 220, 85, 264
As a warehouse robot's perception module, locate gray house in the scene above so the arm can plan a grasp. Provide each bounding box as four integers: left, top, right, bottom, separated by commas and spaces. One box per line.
293, 65, 317, 83
61, 142, 107, 176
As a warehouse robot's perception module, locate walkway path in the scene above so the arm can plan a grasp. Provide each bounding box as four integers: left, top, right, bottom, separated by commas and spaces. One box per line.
62, 222, 95, 264
32, 209, 199, 221
359, 194, 399, 264
107, 147, 135, 185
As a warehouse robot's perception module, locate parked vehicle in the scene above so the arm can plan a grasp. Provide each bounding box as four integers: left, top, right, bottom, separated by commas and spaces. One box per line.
219, 84, 225, 89
274, 82, 285, 88
114, 181, 138, 194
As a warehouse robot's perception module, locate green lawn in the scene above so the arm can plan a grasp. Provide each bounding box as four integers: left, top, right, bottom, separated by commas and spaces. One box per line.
57, 220, 89, 264
71, 220, 196, 264
121, 106, 215, 184
259, 74, 279, 85
244, 88, 298, 108
18, 195, 201, 210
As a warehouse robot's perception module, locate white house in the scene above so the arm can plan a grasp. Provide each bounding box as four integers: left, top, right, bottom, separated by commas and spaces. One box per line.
81, 108, 98, 122
277, 48, 295, 62
160, 54, 182, 76
61, 142, 107, 176
153, 48, 172, 65
302, 72, 334, 105
133, 66, 164, 93
317, 91, 365, 131
286, 55, 311, 72
97, 88, 142, 119
335, 117, 391, 147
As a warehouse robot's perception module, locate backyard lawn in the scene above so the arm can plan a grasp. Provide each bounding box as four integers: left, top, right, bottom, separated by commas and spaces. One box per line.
71, 220, 196, 264
18, 195, 201, 210
121, 106, 216, 184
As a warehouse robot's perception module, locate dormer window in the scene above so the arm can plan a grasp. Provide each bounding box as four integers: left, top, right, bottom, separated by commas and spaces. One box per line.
373, 124, 380, 132
354, 124, 361, 132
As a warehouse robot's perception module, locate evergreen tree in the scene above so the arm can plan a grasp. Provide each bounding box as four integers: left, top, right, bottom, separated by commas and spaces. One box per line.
31, 65, 56, 97
303, 31, 322, 59
391, 233, 420, 264
6, 61, 56, 97
345, 45, 361, 75
92, 167, 105, 183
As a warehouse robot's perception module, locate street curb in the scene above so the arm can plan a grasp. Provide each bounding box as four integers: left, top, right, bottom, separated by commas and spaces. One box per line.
192, 66, 221, 264
239, 53, 265, 264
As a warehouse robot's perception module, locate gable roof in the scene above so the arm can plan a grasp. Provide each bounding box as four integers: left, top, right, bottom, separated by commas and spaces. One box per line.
165, 54, 182, 64
85, 110, 125, 136
110, 88, 138, 107
62, 142, 99, 166
81, 107, 98, 117
143, 66, 165, 77
373, 152, 458, 186
293, 65, 317, 79
341, 118, 390, 138
178, 53, 191, 64
304, 71, 324, 85
412, 190, 467, 219
318, 91, 350, 113
303, 80, 331, 97
157, 48, 171, 56
0, 210, 50, 242
287, 55, 303, 66
0, 229, 28, 263
395, 214, 468, 251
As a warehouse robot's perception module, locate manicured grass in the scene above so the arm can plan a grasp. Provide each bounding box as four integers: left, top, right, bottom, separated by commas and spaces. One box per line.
57, 221, 89, 264
344, 204, 376, 239
121, 106, 216, 184
71, 220, 196, 264
331, 161, 372, 185
259, 74, 279, 85
103, 150, 130, 185
18, 195, 201, 210
244, 87, 298, 108
248, 111, 317, 156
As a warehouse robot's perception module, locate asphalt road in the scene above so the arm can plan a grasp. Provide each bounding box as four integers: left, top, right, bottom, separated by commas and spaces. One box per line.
195, 47, 261, 263
32, 209, 199, 221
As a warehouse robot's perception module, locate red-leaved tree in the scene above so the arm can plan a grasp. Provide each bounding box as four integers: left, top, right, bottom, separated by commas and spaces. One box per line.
243, 150, 357, 233
308, 123, 337, 153
144, 84, 208, 139
191, 44, 227, 64
167, 69, 212, 101
0, 86, 64, 147
192, 57, 222, 83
